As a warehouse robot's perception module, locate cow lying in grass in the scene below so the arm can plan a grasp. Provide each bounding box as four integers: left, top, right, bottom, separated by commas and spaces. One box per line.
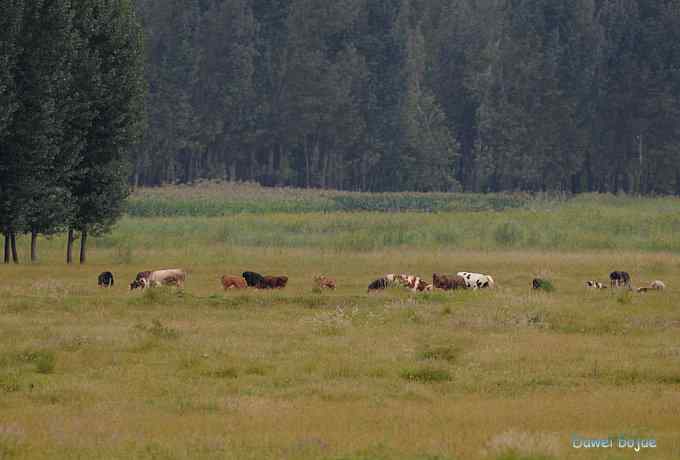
394, 274, 431, 292
258, 276, 288, 289
433, 273, 466, 290
585, 280, 607, 289
637, 280, 666, 292
457, 272, 495, 289
368, 273, 431, 293
314, 276, 336, 289
221, 275, 247, 290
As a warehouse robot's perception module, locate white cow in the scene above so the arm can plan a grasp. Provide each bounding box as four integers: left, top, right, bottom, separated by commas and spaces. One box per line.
650, 280, 666, 291
457, 272, 495, 289
145, 269, 186, 288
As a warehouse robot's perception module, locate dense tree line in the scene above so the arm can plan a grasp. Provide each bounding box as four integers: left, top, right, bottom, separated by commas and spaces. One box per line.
0, 0, 145, 263
134, 0, 680, 193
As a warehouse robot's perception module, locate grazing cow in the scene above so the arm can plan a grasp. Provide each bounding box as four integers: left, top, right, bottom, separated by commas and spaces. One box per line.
130, 279, 146, 290
585, 280, 607, 289
135, 271, 151, 281
129, 271, 152, 290
368, 274, 429, 293
314, 276, 336, 289
414, 278, 432, 292
457, 272, 495, 289
407, 276, 430, 292
145, 269, 186, 288
609, 271, 631, 288
258, 275, 288, 289
221, 275, 247, 290
367, 277, 399, 292
393, 274, 431, 292
242, 271, 265, 288
98, 271, 114, 288
433, 273, 467, 290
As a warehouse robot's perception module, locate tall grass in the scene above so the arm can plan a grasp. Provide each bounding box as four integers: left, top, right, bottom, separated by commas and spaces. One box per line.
105, 200, 680, 253
126, 181, 541, 216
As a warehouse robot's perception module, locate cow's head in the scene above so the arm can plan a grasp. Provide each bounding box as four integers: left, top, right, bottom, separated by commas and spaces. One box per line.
130, 279, 145, 290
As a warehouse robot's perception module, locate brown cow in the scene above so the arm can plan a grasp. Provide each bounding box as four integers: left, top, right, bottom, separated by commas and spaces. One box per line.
314, 276, 336, 289
221, 275, 247, 290
433, 273, 467, 290
258, 275, 288, 289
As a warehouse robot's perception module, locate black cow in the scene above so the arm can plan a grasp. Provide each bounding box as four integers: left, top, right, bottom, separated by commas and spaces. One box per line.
98, 271, 114, 288
610, 271, 631, 288
367, 277, 390, 292
242, 271, 266, 287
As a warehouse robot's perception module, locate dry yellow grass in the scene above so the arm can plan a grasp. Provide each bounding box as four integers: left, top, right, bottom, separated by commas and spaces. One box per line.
1, 246, 680, 459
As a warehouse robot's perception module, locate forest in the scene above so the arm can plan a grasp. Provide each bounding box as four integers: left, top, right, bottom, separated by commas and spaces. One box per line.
0, 0, 145, 263
134, 0, 680, 193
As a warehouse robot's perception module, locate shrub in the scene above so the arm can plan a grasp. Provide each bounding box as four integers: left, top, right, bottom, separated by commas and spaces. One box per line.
35, 352, 56, 374
417, 346, 460, 363
203, 367, 238, 379
18, 350, 56, 374
533, 279, 555, 292
400, 367, 451, 383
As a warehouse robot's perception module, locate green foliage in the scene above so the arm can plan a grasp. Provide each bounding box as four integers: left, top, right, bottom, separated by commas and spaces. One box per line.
131, 0, 680, 194
126, 184, 534, 216
18, 350, 56, 374
107, 190, 680, 253
400, 367, 451, 383
0, 0, 145, 264
494, 221, 525, 247
533, 280, 555, 293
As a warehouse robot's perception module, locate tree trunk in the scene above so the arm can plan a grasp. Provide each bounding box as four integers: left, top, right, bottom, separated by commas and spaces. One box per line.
30, 229, 38, 263
66, 229, 74, 264
10, 232, 18, 263
229, 161, 236, 182
79, 230, 88, 264
3, 232, 9, 264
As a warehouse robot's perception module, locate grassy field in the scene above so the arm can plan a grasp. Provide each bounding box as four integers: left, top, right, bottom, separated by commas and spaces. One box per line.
2, 187, 680, 459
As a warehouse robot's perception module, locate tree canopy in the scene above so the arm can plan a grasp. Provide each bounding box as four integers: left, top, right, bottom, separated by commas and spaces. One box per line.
133, 0, 680, 194
0, 0, 145, 263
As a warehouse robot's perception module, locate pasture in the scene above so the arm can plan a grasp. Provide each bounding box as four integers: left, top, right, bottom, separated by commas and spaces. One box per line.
1, 187, 680, 459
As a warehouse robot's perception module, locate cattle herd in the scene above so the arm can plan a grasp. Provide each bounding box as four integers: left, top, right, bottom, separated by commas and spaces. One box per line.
93, 268, 665, 294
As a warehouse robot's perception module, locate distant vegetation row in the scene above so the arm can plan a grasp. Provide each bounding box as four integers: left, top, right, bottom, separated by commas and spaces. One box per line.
127, 182, 550, 216
126, 182, 679, 217
86, 184, 680, 254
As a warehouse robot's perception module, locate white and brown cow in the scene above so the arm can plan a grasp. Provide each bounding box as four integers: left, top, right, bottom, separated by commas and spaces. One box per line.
457, 272, 495, 289
585, 280, 607, 289
133, 269, 186, 289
